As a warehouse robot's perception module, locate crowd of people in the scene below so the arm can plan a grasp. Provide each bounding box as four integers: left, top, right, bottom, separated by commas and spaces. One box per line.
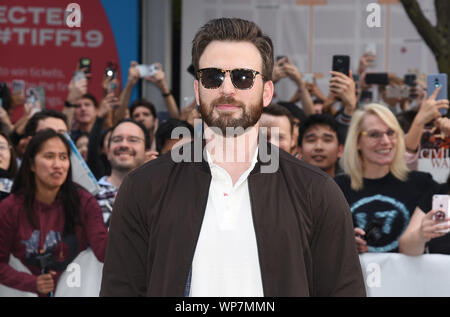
0, 16, 449, 296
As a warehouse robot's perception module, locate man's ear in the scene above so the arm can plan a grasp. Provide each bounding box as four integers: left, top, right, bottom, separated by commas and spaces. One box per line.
194, 80, 200, 106
290, 133, 297, 151
144, 149, 159, 162
262, 80, 274, 108
338, 144, 344, 158
297, 146, 302, 159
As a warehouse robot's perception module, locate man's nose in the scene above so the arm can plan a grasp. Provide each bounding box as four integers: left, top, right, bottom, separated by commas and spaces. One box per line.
313, 140, 324, 150
219, 72, 236, 96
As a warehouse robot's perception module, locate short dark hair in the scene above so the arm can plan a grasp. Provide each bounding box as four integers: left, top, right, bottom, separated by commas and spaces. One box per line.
298, 114, 342, 146
108, 118, 151, 150
155, 119, 194, 153
24, 110, 68, 137
277, 101, 307, 124
130, 99, 157, 119
262, 104, 295, 134
78, 93, 99, 108
192, 18, 274, 81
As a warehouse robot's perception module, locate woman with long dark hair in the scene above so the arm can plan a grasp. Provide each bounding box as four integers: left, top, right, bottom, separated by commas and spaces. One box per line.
0, 129, 107, 296
0, 130, 17, 202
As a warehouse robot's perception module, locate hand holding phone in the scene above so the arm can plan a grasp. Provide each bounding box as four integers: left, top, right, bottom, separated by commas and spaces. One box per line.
276, 55, 288, 67
79, 57, 91, 74
73, 71, 86, 84
427, 74, 448, 115
105, 62, 118, 79
432, 195, 450, 233
12, 80, 25, 96
136, 64, 159, 78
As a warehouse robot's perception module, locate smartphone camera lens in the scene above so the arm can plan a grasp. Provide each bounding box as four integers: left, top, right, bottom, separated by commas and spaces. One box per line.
434, 79, 440, 88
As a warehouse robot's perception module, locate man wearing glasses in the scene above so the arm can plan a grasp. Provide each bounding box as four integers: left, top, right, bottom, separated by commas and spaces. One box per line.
95, 119, 154, 227
101, 18, 365, 297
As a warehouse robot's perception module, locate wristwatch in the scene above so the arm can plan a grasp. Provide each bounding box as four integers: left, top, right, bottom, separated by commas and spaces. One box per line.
162, 90, 172, 98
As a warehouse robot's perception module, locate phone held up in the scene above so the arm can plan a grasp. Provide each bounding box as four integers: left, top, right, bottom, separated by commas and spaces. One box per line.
365, 73, 389, 85
432, 194, 450, 233
105, 62, 118, 79
332, 55, 350, 77
79, 57, 91, 74
136, 63, 159, 78
427, 74, 448, 116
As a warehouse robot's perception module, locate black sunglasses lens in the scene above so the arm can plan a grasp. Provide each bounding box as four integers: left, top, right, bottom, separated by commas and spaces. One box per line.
201, 69, 224, 88
231, 69, 255, 89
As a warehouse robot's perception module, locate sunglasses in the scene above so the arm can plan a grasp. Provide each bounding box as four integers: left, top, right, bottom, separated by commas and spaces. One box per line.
196, 68, 262, 90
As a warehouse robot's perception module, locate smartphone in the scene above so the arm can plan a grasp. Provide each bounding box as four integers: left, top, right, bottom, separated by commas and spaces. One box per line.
105, 63, 117, 79
136, 64, 159, 78
303, 73, 314, 84
79, 57, 91, 74
432, 194, 450, 233
365, 43, 376, 57
33, 86, 46, 110
404, 74, 416, 87
386, 85, 409, 99
365, 72, 389, 85
364, 43, 376, 67
12, 79, 25, 96
427, 74, 448, 115
73, 71, 86, 84
276, 55, 288, 67
25, 88, 39, 109
107, 81, 118, 94
332, 55, 350, 77
360, 90, 373, 103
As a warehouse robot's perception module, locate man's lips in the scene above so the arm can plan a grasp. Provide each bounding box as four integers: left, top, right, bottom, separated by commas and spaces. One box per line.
311, 155, 327, 162
216, 104, 241, 111
114, 150, 135, 157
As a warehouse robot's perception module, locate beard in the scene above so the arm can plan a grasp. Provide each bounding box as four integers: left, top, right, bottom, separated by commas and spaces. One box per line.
198, 95, 263, 137
109, 147, 140, 173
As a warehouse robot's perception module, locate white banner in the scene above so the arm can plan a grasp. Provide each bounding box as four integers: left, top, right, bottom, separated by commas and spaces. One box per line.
3, 251, 450, 296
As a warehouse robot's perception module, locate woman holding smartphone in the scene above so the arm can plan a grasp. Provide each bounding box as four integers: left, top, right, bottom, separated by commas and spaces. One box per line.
0, 129, 107, 296
334, 103, 437, 253
399, 174, 450, 255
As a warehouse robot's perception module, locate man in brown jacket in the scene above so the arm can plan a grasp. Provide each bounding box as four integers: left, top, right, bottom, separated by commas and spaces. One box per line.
100, 17, 366, 297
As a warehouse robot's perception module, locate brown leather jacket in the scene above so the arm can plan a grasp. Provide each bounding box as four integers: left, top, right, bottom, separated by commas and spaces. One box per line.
100, 141, 365, 297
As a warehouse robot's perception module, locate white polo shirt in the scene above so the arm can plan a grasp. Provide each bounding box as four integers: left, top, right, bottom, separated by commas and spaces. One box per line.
189, 148, 264, 297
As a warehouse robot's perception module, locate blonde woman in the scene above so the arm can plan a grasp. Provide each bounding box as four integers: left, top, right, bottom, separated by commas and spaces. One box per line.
334, 103, 436, 253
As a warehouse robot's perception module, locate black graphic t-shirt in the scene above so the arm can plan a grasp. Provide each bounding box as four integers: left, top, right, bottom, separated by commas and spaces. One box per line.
334, 171, 436, 252
417, 182, 450, 254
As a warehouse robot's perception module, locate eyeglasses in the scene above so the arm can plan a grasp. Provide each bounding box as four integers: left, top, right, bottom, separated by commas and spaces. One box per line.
196, 68, 262, 90
110, 136, 144, 144
361, 129, 396, 141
